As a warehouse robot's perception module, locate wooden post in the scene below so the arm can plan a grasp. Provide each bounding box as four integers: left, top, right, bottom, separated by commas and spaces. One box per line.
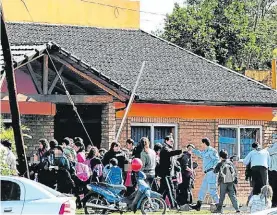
272, 58, 277, 90
43, 55, 49, 94
1, 7, 29, 178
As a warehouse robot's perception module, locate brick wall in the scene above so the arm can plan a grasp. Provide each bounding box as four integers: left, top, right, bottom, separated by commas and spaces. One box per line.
1, 113, 54, 157
116, 116, 277, 205
101, 103, 116, 149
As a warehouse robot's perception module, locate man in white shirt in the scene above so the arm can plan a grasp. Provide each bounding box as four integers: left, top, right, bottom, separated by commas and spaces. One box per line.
243, 142, 270, 195
267, 137, 277, 207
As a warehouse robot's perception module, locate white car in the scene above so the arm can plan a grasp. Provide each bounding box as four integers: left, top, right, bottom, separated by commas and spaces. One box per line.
0, 176, 76, 215
253, 208, 277, 215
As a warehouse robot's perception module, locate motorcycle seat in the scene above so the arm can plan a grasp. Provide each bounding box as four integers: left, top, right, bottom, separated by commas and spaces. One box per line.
98, 182, 127, 191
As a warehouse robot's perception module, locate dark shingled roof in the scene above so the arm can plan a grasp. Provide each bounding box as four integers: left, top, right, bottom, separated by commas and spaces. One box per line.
0, 44, 47, 72
6, 22, 277, 106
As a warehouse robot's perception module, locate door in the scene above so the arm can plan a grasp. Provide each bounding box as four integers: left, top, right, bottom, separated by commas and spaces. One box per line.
1, 180, 24, 214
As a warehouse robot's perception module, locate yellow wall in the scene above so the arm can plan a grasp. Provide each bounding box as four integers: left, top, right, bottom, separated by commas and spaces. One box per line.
245, 70, 271, 87
2, 0, 140, 29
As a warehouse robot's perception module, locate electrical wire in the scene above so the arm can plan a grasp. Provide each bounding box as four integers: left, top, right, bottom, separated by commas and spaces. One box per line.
45, 49, 94, 146
80, 0, 167, 17
20, 0, 33, 21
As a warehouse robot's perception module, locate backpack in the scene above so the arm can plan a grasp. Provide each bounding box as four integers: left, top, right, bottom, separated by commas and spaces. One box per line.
76, 162, 91, 181
220, 161, 236, 183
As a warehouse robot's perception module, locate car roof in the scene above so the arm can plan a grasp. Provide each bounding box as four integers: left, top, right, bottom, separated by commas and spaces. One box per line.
1, 176, 59, 200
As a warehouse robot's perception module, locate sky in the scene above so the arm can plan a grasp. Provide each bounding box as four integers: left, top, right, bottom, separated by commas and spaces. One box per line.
140, 0, 184, 32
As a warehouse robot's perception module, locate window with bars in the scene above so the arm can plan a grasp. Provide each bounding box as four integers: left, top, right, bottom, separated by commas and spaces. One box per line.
219, 126, 262, 159
131, 124, 177, 148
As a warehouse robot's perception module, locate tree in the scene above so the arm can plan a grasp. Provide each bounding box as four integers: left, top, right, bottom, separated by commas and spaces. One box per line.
0, 118, 31, 176
162, 0, 277, 71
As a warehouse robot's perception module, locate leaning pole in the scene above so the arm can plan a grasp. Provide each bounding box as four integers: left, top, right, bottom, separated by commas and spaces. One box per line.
1, 6, 29, 178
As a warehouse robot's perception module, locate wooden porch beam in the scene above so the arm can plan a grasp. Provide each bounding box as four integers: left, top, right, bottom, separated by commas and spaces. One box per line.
1, 93, 113, 104
48, 65, 65, 94
51, 55, 127, 101
26, 63, 43, 94
43, 55, 49, 94
48, 67, 88, 94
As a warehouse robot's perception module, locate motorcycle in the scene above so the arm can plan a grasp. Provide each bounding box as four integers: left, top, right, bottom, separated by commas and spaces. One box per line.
83, 171, 167, 214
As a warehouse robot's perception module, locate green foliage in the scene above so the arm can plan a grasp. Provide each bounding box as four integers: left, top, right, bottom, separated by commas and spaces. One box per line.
0, 147, 17, 176
0, 117, 31, 155
0, 118, 31, 176
162, 0, 277, 71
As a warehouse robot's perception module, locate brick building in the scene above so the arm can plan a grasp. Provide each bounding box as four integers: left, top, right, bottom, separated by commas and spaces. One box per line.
1, 22, 277, 204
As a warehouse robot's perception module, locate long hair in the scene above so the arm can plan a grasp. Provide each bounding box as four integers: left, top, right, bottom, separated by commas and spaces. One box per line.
260, 185, 273, 205
87, 146, 99, 159
75, 141, 85, 153
109, 142, 120, 151
39, 138, 49, 150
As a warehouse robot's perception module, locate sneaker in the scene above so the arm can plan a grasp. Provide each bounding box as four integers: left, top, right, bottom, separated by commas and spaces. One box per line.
236, 210, 240, 213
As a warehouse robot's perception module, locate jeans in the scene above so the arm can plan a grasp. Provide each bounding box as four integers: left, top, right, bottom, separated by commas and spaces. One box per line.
198, 171, 219, 203
218, 182, 239, 211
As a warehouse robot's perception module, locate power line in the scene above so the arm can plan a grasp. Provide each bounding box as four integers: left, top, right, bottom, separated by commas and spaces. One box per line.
80, 0, 167, 17
45, 49, 94, 146
20, 0, 33, 21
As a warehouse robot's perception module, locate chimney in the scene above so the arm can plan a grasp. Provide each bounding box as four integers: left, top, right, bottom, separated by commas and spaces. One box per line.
273, 58, 277, 90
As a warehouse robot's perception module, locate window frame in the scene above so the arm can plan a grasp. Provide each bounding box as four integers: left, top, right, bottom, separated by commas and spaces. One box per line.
218, 125, 262, 160
131, 123, 178, 149
0, 179, 24, 201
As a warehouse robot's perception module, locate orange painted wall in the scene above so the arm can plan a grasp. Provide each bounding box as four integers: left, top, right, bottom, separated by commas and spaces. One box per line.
1, 101, 56, 116
115, 102, 276, 121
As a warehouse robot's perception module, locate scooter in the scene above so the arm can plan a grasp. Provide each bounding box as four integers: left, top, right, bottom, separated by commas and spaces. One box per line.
83, 171, 167, 215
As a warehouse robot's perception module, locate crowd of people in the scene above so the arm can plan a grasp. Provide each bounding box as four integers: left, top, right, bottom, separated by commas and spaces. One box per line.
1, 135, 277, 214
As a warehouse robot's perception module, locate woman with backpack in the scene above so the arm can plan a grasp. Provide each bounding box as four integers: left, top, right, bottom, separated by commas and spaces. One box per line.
86, 146, 103, 182
213, 149, 240, 214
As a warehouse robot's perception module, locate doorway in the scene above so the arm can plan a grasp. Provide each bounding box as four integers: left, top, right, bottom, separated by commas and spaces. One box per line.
54, 104, 102, 148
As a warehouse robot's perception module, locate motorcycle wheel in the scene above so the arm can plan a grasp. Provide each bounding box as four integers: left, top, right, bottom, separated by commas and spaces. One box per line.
84, 196, 107, 215
140, 197, 167, 215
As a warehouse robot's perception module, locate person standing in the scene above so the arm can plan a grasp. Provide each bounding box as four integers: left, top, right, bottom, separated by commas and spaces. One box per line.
159, 136, 182, 208
61, 137, 77, 162
267, 140, 277, 207
177, 144, 195, 206
190, 138, 220, 211
126, 138, 135, 158
1, 140, 18, 175
102, 142, 127, 170
243, 142, 270, 195
140, 137, 156, 186
213, 149, 240, 213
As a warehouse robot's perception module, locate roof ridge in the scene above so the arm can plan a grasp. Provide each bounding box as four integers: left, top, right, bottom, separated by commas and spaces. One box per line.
7, 21, 140, 31
140, 29, 276, 92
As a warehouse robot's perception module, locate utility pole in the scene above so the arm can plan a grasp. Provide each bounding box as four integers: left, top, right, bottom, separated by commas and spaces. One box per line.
115, 61, 146, 142
1, 6, 29, 178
